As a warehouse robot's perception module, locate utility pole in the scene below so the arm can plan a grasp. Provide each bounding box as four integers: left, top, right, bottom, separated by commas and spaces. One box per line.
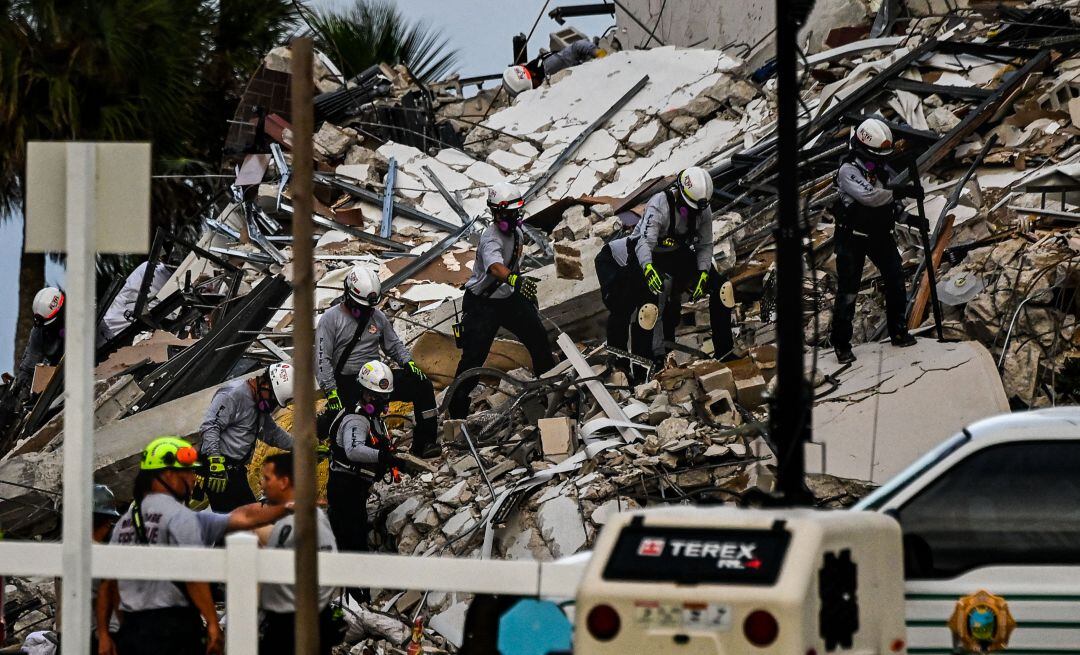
770, 0, 816, 505
291, 37, 320, 655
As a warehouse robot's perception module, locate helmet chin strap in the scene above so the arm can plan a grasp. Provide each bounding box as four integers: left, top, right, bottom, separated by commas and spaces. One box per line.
158, 472, 191, 503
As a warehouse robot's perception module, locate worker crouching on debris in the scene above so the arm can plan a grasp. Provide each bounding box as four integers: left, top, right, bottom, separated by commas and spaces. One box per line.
255, 453, 338, 655
199, 362, 296, 512
830, 118, 928, 364
12, 286, 66, 405
97, 436, 291, 655
316, 264, 440, 459
447, 183, 556, 419
327, 361, 404, 601
502, 39, 604, 97
608, 167, 736, 364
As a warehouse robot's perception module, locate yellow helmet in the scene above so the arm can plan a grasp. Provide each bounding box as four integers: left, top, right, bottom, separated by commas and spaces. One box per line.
140, 436, 200, 471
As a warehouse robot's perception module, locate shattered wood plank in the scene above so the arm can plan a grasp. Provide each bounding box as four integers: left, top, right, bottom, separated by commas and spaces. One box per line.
908, 215, 954, 330
555, 333, 644, 443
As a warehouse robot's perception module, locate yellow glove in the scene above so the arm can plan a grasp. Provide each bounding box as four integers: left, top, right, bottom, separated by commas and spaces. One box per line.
206, 455, 228, 494
325, 389, 343, 411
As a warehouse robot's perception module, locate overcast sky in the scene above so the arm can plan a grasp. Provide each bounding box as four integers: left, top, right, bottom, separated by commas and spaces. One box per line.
0, 1, 614, 373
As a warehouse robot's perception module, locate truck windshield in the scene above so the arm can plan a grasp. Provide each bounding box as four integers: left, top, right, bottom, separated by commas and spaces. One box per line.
854, 430, 971, 511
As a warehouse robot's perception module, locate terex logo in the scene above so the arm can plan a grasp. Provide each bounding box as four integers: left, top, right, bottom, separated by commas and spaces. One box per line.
669, 540, 761, 570
637, 538, 666, 557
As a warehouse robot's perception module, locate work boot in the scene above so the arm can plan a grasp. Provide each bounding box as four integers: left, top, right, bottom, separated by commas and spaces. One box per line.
890, 331, 918, 348
835, 347, 856, 364
411, 441, 442, 459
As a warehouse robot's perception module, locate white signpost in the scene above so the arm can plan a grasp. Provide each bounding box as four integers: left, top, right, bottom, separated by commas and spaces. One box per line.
25, 141, 150, 655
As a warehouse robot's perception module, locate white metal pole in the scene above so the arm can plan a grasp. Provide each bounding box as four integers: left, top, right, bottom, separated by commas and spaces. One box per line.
61, 142, 95, 655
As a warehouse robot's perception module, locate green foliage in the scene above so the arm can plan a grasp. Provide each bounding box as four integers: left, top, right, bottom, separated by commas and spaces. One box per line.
304, 0, 459, 82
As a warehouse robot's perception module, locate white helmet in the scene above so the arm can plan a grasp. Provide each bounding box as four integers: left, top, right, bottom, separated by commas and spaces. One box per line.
502, 65, 534, 96
267, 362, 295, 406
344, 265, 381, 309
851, 117, 894, 159
676, 167, 714, 211
357, 360, 394, 395
32, 287, 65, 325
488, 182, 526, 231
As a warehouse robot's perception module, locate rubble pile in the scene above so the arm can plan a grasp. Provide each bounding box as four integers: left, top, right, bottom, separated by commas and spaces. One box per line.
4, 1, 1080, 651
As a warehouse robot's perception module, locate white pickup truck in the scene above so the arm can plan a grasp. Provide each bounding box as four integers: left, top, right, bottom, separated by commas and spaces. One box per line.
854, 407, 1080, 654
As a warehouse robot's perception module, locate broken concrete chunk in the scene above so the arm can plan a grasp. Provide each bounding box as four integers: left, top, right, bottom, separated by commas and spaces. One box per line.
535, 496, 587, 558
927, 106, 961, 134
698, 367, 736, 397
538, 416, 576, 462
436, 480, 469, 507
487, 148, 533, 173
590, 216, 621, 239
554, 241, 583, 280
656, 417, 692, 445
705, 389, 741, 426
386, 496, 421, 536
510, 141, 540, 159
669, 115, 699, 136
441, 507, 477, 538
735, 375, 767, 408
313, 123, 356, 159
553, 205, 591, 241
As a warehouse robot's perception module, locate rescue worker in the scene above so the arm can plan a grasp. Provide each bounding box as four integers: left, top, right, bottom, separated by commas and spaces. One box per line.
14, 287, 66, 403
830, 117, 926, 364
97, 261, 171, 344
315, 264, 440, 459
606, 167, 736, 364
255, 453, 338, 655
502, 39, 604, 96
326, 361, 403, 601
447, 183, 556, 419
96, 436, 290, 655
199, 362, 295, 512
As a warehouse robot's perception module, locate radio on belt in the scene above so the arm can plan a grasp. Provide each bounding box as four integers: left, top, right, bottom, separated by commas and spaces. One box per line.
575, 506, 906, 654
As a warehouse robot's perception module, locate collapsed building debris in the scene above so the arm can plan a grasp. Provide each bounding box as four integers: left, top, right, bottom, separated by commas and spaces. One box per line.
5, 2, 1080, 651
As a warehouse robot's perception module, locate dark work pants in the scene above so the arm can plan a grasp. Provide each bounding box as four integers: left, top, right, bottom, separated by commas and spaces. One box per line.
627, 248, 735, 360
260, 607, 338, 655
448, 291, 556, 419
326, 471, 373, 553
336, 368, 438, 454
115, 607, 204, 655
206, 463, 256, 513
595, 244, 653, 359
830, 227, 908, 350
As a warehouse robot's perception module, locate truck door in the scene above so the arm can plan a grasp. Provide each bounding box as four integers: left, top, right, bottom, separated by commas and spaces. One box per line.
891, 440, 1080, 652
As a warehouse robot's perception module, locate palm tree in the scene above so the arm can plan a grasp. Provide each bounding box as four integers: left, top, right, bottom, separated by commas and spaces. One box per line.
303, 0, 459, 82
0, 0, 297, 361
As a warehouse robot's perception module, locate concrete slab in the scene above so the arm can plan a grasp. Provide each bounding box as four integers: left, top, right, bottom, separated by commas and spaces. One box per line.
810, 339, 1009, 484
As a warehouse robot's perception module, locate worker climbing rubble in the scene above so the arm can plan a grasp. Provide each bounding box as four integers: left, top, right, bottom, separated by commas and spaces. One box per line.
326, 361, 405, 602
447, 183, 556, 419
96, 436, 291, 655
830, 118, 927, 364
13, 287, 66, 406
199, 362, 296, 512
316, 264, 440, 458
602, 167, 736, 366
502, 38, 605, 97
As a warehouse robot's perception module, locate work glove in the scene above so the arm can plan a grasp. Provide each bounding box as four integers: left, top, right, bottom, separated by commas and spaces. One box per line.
316, 442, 330, 461
325, 389, 343, 411
206, 455, 228, 494
507, 273, 538, 303
643, 263, 663, 295
903, 212, 930, 231
406, 360, 427, 381
691, 270, 710, 301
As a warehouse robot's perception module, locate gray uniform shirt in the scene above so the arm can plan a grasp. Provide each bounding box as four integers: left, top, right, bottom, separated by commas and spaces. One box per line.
332, 413, 381, 473
200, 379, 293, 461
464, 225, 522, 300
315, 306, 411, 392
110, 493, 230, 611
543, 40, 598, 76
260, 509, 337, 613
616, 191, 713, 270
837, 160, 895, 208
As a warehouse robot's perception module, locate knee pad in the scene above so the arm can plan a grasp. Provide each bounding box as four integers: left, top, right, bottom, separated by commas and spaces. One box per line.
718, 280, 735, 309
637, 303, 659, 330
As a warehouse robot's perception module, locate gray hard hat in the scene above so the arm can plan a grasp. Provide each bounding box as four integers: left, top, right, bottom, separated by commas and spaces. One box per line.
92, 484, 121, 518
